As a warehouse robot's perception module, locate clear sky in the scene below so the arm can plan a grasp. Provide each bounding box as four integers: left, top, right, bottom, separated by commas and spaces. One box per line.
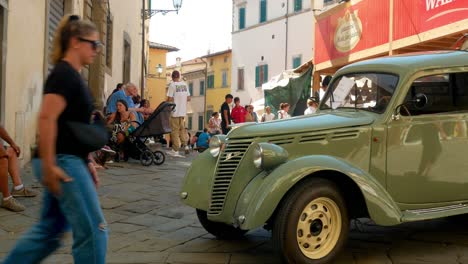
149, 0, 233, 67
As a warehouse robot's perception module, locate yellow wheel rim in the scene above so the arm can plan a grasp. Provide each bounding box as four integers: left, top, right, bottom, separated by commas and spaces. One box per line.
296, 197, 342, 259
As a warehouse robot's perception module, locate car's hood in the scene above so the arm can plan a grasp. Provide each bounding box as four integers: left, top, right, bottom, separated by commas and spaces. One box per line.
227, 110, 376, 139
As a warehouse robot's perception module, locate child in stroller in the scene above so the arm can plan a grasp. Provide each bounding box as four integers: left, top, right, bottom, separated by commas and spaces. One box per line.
111, 101, 174, 166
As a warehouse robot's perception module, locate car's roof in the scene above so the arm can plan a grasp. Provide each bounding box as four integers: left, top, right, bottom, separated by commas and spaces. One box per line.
337, 50, 468, 76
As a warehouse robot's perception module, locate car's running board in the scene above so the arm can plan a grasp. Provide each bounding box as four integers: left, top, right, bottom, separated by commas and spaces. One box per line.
401, 203, 468, 222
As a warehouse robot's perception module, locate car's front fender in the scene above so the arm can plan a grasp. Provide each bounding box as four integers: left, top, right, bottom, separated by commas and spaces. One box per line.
180, 150, 217, 211
234, 155, 402, 230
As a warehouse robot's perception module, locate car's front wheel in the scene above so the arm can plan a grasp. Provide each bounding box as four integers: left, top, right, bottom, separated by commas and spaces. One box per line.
196, 209, 247, 239
273, 178, 349, 264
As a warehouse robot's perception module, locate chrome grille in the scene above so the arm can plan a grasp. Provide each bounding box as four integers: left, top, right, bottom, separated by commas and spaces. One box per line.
208, 139, 252, 215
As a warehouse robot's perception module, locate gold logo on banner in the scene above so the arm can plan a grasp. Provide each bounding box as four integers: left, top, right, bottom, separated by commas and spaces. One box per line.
334, 10, 363, 53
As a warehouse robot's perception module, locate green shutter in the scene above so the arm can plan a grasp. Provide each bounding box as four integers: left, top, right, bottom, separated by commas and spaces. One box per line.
189, 82, 193, 95
255, 66, 260, 87
263, 64, 268, 83
239, 7, 245, 29
198, 116, 204, 131
260, 0, 267, 23
208, 75, 214, 88
294, 0, 302, 12
293, 57, 302, 68
188, 116, 193, 130
200, 80, 205, 95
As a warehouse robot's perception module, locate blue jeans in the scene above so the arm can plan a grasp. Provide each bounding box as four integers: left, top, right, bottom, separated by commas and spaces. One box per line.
3, 154, 108, 264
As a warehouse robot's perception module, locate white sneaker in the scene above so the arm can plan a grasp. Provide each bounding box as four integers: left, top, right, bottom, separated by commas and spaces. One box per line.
166, 149, 185, 158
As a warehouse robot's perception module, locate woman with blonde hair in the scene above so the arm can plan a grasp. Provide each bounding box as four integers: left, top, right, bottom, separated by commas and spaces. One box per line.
4, 15, 107, 263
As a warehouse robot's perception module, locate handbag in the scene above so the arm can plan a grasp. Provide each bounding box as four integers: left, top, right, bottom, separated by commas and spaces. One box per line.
66, 113, 108, 153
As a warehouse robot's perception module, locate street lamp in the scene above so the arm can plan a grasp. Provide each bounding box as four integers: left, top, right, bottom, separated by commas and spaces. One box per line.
157, 64, 163, 77
140, 0, 183, 99
143, 0, 183, 19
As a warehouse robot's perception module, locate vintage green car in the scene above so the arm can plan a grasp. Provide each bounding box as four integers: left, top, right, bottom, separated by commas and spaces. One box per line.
180, 50, 468, 263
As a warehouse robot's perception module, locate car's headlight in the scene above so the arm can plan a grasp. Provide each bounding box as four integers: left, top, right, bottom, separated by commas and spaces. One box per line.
252, 142, 289, 170
253, 144, 263, 169
209, 135, 226, 157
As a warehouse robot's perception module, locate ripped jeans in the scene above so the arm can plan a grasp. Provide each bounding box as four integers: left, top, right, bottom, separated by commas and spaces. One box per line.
3, 154, 108, 264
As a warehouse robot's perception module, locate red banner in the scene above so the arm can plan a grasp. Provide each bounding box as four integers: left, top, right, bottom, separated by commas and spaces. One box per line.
314, 0, 390, 65
315, 0, 468, 65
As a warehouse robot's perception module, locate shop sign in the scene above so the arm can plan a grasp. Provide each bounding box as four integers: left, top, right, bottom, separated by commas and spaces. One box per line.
334, 10, 363, 53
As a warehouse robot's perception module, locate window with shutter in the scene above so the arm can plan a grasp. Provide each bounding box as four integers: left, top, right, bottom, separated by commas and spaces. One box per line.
188, 116, 193, 130
208, 75, 214, 88
198, 115, 204, 131
47, 0, 65, 74
255, 66, 260, 87
200, 80, 205, 95
189, 82, 194, 95
238, 68, 244, 90
256, 65, 268, 88
106, 12, 113, 70
293, 56, 302, 68
260, 0, 267, 23
294, 0, 302, 12
222, 70, 228, 87
239, 7, 246, 30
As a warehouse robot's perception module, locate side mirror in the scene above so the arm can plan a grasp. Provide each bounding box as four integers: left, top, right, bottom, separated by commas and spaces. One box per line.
412, 93, 428, 109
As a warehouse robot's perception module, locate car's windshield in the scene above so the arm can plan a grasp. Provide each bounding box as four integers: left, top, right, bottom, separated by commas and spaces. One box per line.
320, 73, 399, 113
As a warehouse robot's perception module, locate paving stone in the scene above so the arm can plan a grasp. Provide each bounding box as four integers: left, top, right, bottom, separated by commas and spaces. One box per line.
105, 168, 151, 176
155, 218, 198, 233
166, 237, 226, 253
119, 214, 172, 227
0, 239, 16, 253
109, 222, 146, 234
230, 253, 281, 264
156, 206, 195, 219
42, 253, 73, 264
119, 199, 160, 214
106, 190, 149, 203
99, 197, 124, 209
99, 176, 123, 186
0, 214, 36, 233
160, 227, 207, 243
120, 237, 182, 252
0, 209, 16, 217
166, 252, 229, 264
107, 252, 169, 263
103, 210, 129, 224
389, 241, 459, 264
353, 252, 392, 264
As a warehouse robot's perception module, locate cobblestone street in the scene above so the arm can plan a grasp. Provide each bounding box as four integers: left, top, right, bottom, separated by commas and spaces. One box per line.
1, 153, 468, 264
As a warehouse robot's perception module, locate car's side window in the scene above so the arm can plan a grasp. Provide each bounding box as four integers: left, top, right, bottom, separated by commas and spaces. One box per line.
401, 72, 468, 116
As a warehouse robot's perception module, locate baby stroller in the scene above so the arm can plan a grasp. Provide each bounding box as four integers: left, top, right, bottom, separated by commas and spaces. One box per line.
124, 101, 175, 166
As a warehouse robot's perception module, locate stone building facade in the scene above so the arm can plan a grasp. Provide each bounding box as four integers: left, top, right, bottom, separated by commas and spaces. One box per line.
0, 0, 148, 163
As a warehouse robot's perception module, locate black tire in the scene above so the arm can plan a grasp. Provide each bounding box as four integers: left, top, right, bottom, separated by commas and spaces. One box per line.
273, 178, 349, 264
139, 150, 154, 166
153, 150, 165, 165
196, 209, 247, 240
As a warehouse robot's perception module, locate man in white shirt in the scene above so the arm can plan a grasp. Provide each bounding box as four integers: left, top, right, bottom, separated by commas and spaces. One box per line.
166, 70, 191, 157
261, 106, 275, 122
304, 97, 318, 115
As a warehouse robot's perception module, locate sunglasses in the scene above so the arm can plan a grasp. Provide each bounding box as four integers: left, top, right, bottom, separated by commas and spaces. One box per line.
78, 37, 103, 51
